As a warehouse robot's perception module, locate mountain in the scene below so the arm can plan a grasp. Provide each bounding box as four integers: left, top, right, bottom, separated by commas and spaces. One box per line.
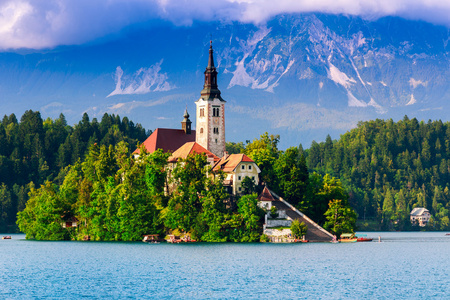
0, 13, 449, 149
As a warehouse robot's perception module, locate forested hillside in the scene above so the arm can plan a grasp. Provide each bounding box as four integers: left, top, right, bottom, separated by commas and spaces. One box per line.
306, 116, 450, 230
0, 110, 148, 232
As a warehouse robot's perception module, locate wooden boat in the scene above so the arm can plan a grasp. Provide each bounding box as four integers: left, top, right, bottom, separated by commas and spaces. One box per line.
356, 234, 373, 242
357, 237, 373, 242
2, 236, 11, 239
339, 233, 357, 243
143, 234, 160, 243
167, 234, 197, 243
167, 235, 182, 243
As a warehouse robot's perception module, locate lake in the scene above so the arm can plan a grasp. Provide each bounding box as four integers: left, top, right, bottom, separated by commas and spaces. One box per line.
1, 232, 449, 299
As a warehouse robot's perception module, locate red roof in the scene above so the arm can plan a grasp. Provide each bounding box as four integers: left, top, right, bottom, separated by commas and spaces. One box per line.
168, 142, 220, 163
212, 153, 257, 173
257, 186, 277, 202
134, 128, 196, 154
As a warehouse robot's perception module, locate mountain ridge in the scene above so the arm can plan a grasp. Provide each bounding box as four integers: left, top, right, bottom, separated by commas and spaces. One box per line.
0, 13, 448, 148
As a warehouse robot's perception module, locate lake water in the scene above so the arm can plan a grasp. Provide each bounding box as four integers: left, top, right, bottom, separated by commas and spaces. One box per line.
1, 232, 449, 299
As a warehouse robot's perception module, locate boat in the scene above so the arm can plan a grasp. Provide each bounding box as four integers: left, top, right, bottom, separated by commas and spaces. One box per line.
143, 234, 160, 243
357, 237, 373, 242
356, 234, 373, 242
339, 233, 357, 243
167, 234, 197, 243
2, 236, 11, 240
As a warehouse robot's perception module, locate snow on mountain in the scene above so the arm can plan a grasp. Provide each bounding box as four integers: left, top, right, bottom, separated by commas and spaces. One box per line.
108, 61, 175, 97
0, 13, 449, 148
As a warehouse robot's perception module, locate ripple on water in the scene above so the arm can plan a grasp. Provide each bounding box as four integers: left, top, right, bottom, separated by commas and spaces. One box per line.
1, 233, 450, 299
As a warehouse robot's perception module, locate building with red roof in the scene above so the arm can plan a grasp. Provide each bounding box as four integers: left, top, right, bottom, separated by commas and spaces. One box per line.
168, 142, 219, 164
213, 153, 260, 195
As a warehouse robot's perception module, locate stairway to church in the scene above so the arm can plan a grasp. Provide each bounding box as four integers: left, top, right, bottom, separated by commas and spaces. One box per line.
272, 198, 334, 243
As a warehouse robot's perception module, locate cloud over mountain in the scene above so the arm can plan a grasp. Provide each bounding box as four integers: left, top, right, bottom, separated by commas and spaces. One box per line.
0, 0, 449, 50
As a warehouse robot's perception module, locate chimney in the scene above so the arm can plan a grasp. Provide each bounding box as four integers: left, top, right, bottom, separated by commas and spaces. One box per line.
207, 154, 215, 166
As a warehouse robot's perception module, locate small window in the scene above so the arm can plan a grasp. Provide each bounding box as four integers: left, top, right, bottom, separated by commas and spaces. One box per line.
213, 127, 219, 134
252, 176, 255, 180
238, 187, 241, 191
200, 108, 205, 117
248, 165, 252, 170
241, 165, 245, 170
238, 176, 241, 180
215, 139, 218, 143
200, 128, 203, 134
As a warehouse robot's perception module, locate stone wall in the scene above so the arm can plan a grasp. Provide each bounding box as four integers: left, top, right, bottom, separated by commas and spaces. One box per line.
266, 219, 292, 228
264, 228, 292, 237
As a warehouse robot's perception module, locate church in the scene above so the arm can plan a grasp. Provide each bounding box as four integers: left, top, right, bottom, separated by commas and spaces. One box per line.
134, 42, 260, 196
134, 42, 334, 242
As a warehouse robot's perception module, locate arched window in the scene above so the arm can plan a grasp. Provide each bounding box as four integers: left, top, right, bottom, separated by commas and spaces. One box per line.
200, 128, 203, 134
212, 107, 220, 117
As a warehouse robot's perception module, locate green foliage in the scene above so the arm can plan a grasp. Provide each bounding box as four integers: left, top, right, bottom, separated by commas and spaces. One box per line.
290, 220, 307, 239
236, 194, 265, 242
307, 117, 450, 231
269, 206, 279, 219
245, 132, 280, 188
17, 182, 70, 240
274, 148, 309, 208
241, 176, 256, 195
0, 111, 148, 231
324, 199, 357, 238
226, 142, 245, 154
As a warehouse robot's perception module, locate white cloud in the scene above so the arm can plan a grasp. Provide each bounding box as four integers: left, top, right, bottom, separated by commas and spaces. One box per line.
0, 0, 449, 50
108, 61, 175, 97
409, 78, 428, 89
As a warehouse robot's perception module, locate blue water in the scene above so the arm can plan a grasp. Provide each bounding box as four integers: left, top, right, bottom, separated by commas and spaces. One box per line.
1, 232, 449, 299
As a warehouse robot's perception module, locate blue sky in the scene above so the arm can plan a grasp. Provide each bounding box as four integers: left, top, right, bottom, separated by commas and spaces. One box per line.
0, 0, 449, 148
1, 0, 449, 51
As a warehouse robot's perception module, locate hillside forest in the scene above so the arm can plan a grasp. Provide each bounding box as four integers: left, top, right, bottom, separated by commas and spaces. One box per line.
229, 116, 450, 231
2, 111, 449, 238
0, 110, 147, 232
5, 110, 353, 240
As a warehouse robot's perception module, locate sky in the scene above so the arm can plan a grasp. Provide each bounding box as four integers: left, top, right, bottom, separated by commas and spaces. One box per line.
0, 0, 449, 50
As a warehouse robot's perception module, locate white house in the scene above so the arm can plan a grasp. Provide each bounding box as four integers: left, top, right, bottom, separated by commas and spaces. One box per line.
212, 153, 260, 195
410, 207, 431, 227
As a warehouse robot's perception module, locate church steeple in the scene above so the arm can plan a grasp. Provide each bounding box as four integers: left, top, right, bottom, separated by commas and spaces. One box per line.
181, 107, 192, 134
201, 41, 223, 101
195, 41, 226, 158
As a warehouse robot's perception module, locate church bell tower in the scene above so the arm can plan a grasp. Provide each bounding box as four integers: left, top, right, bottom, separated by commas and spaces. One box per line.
195, 41, 226, 157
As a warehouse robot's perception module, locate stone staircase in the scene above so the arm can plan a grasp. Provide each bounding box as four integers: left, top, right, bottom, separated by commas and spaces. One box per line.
269, 191, 334, 242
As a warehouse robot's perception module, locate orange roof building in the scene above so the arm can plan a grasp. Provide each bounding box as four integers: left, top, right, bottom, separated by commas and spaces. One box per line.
133, 128, 196, 155
168, 142, 220, 164
212, 153, 260, 195
257, 186, 277, 210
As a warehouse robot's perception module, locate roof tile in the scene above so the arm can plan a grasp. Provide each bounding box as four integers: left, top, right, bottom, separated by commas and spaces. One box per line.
134, 128, 196, 154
